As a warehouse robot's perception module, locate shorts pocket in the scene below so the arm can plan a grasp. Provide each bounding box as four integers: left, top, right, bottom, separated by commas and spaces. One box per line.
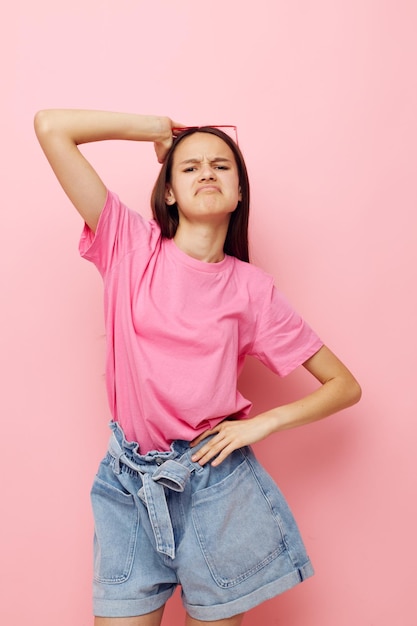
192, 457, 285, 588
91, 474, 139, 584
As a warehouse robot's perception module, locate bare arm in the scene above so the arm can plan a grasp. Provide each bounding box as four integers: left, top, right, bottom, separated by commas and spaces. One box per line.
34, 110, 178, 231
190, 345, 362, 466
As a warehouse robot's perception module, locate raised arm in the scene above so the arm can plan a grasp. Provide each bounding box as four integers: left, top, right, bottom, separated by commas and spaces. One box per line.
34, 110, 177, 232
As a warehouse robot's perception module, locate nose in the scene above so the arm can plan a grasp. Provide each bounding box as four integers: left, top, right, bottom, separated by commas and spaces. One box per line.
198, 162, 216, 181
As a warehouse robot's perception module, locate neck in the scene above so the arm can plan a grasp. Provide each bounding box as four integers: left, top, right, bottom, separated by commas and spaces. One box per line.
173, 220, 229, 263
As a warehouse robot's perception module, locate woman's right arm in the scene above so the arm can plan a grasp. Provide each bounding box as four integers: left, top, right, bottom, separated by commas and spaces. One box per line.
34, 110, 176, 232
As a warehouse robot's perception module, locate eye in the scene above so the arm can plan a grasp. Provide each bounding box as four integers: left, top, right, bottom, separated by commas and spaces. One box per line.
215, 165, 229, 170
183, 166, 197, 172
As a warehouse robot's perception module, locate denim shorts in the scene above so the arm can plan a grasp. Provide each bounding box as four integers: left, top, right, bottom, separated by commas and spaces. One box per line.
91, 422, 314, 620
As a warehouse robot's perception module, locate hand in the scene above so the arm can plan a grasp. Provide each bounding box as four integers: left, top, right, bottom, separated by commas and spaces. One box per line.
190, 415, 276, 467
153, 118, 184, 163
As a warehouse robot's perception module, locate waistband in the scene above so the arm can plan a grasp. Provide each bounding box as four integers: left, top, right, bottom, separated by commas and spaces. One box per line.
107, 422, 205, 560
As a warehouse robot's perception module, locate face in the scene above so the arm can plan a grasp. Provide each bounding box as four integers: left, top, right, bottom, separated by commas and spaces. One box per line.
165, 133, 242, 225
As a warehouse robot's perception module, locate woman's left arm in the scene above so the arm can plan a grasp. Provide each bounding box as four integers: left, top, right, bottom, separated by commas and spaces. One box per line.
190, 345, 362, 466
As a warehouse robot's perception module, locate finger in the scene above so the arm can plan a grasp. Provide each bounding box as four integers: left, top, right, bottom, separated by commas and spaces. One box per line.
196, 439, 238, 467
172, 127, 185, 138
154, 143, 170, 164
153, 144, 164, 164
171, 122, 187, 137
191, 433, 229, 466
190, 425, 222, 447
193, 448, 220, 466
210, 442, 237, 467
189, 431, 211, 448
190, 442, 217, 464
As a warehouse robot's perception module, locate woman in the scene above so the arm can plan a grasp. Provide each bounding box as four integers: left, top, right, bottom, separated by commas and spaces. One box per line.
34, 110, 361, 626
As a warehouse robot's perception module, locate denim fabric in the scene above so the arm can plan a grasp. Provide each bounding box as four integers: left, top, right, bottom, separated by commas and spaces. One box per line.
91, 422, 314, 620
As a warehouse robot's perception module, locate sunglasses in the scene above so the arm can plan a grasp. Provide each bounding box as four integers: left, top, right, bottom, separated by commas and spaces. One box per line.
172, 125, 239, 145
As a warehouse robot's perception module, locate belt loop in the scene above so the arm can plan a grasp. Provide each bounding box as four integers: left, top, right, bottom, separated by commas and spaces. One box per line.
113, 453, 121, 474
109, 432, 122, 474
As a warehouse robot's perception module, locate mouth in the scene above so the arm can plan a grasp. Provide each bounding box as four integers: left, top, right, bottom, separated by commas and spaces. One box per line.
196, 185, 221, 194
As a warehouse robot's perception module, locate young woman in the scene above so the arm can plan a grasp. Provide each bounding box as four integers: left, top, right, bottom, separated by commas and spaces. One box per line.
34, 110, 361, 626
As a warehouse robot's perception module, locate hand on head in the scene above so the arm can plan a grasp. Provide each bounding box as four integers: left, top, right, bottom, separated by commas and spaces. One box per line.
153, 119, 185, 163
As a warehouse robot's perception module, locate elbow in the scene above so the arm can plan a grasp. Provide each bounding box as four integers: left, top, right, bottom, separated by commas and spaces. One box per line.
34, 109, 72, 153
352, 380, 362, 405
345, 376, 362, 408
34, 109, 52, 139
34, 109, 64, 141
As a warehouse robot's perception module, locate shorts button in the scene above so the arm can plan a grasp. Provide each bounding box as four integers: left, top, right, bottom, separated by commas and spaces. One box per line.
155, 458, 164, 466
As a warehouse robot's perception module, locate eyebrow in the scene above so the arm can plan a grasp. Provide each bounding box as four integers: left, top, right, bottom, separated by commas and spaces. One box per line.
178, 157, 233, 165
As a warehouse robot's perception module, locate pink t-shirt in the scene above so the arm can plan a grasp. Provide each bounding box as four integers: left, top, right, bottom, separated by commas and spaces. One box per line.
80, 191, 323, 453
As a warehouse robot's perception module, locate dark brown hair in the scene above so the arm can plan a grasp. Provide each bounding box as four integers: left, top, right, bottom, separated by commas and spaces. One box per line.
151, 127, 250, 262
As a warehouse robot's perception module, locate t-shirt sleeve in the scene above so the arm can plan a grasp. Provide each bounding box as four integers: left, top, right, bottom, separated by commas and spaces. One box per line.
249, 279, 324, 377
79, 189, 159, 276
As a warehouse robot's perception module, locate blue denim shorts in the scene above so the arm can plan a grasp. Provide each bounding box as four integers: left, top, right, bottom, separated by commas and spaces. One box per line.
91, 422, 314, 620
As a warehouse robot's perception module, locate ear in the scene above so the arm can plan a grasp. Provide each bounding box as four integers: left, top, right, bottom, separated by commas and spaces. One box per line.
238, 186, 242, 202
165, 184, 176, 205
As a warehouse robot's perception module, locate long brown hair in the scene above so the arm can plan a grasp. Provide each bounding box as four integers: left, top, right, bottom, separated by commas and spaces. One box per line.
151, 127, 250, 263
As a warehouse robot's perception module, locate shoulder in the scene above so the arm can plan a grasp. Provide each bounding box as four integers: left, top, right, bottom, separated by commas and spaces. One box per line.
231, 257, 275, 291
231, 258, 305, 319
80, 189, 161, 271
92, 189, 162, 249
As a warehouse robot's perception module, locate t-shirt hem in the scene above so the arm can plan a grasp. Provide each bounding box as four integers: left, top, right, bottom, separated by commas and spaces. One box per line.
277, 339, 324, 377
78, 188, 111, 261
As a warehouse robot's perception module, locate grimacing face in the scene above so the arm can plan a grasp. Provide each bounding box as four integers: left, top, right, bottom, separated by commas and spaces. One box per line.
165, 132, 242, 224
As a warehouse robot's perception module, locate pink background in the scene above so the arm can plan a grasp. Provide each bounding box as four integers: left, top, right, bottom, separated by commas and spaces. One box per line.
2, 1, 416, 624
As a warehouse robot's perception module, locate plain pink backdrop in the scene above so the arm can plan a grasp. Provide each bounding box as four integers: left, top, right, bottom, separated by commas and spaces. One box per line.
2, 1, 416, 624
